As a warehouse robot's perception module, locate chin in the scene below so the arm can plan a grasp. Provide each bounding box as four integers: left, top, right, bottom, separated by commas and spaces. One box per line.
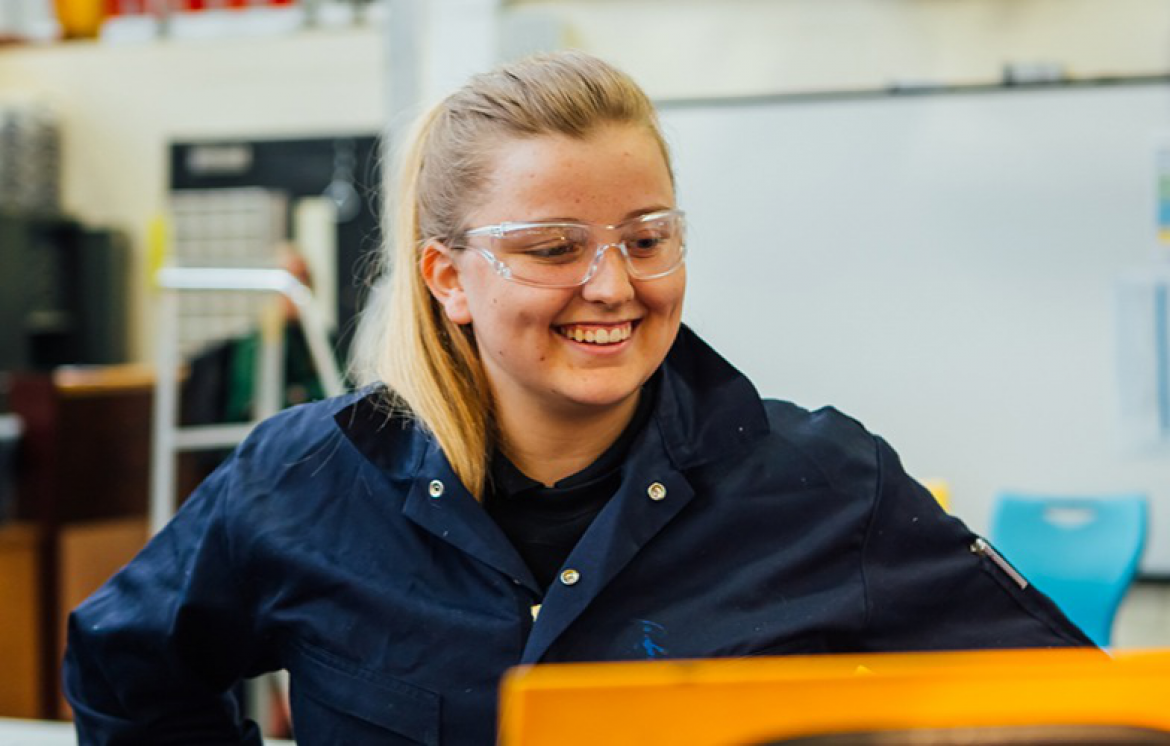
552, 377, 646, 412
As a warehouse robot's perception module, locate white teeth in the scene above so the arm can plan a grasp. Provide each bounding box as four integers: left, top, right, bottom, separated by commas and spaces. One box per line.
561, 324, 631, 345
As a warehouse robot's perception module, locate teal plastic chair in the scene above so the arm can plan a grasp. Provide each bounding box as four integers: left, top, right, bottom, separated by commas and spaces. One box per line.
990, 494, 1148, 647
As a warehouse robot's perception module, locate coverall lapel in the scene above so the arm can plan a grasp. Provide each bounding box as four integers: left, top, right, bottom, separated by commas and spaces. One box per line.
519, 326, 769, 662
401, 444, 540, 595
520, 462, 696, 663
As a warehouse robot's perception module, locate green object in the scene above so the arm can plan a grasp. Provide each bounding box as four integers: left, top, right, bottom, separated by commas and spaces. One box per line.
224, 324, 331, 423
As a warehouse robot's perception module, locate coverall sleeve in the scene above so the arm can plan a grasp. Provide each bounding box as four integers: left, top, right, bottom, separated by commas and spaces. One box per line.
63, 456, 269, 745
858, 436, 1095, 651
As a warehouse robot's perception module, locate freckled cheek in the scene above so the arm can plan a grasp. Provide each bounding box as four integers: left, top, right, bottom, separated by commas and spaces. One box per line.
512, 296, 569, 329
639, 282, 685, 317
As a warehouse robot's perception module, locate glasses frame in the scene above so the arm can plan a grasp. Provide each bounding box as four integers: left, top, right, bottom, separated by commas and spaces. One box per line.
447, 208, 687, 289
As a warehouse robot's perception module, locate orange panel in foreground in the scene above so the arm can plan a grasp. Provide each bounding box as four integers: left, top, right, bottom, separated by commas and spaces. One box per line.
499, 648, 1170, 746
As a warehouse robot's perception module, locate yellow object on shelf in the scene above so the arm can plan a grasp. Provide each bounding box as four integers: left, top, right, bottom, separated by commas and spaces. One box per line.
499, 648, 1170, 746
54, 0, 105, 39
147, 212, 170, 288
922, 478, 950, 511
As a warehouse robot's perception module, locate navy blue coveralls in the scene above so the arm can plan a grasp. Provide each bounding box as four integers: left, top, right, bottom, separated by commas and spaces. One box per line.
64, 326, 1090, 745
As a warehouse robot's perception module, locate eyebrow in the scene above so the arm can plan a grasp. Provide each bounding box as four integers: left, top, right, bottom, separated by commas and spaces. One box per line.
526, 206, 674, 224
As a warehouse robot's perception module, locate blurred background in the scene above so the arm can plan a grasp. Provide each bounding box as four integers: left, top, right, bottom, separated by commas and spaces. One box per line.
0, 0, 1168, 733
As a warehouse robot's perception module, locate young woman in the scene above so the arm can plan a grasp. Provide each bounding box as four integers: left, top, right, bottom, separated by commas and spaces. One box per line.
65, 51, 1090, 745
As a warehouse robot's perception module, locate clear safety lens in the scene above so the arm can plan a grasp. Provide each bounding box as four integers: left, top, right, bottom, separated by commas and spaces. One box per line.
478, 211, 685, 287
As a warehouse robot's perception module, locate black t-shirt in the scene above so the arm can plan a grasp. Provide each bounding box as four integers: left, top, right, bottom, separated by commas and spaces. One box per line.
484, 385, 655, 591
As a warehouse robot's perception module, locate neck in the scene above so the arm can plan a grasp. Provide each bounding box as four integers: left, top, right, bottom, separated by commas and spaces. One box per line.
495, 393, 641, 487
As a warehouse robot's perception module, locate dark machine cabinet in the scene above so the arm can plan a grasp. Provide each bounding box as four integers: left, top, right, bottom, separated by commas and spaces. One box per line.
0, 212, 129, 377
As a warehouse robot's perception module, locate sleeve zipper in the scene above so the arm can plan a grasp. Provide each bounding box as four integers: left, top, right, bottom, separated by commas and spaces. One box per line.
971, 537, 1029, 590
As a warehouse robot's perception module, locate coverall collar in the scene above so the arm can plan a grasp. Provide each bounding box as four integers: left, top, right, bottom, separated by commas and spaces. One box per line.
333, 323, 770, 484
329, 324, 773, 650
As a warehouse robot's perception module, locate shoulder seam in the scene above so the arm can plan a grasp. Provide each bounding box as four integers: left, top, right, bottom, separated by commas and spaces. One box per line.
858, 432, 883, 634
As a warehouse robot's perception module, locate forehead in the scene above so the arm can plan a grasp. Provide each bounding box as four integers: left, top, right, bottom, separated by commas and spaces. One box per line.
469, 124, 675, 225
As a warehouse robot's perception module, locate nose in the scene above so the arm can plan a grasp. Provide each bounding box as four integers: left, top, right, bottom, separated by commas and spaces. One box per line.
580, 243, 635, 305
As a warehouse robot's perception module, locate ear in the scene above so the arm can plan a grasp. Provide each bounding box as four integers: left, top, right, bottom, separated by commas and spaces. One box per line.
420, 241, 473, 325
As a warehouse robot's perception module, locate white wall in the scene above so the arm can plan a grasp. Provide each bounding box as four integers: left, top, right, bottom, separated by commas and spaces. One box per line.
511, 0, 1170, 98
661, 84, 1170, 572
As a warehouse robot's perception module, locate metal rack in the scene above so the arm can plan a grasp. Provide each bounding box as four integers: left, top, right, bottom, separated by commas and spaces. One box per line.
150, 266, 345, 533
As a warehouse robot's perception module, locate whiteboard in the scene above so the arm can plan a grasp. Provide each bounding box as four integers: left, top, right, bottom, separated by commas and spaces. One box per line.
660, 82, 1170, 575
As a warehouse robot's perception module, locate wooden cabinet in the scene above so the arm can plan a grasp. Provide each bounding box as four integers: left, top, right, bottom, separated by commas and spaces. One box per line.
6, 365, 172, 719
0, 523, 43, 718
0, 518, 148, 720
56, 517, 150, 716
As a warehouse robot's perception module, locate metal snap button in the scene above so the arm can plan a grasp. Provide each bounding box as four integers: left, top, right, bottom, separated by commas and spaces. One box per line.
428, 479, 444, 498
647, 482, 667, 501
560, 568, 580, 586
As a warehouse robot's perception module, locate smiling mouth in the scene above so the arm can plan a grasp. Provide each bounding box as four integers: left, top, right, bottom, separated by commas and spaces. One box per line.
555, 321, 635, 345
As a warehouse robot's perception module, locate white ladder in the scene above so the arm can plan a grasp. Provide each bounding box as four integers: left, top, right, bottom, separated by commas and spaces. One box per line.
150, 266, 346, 534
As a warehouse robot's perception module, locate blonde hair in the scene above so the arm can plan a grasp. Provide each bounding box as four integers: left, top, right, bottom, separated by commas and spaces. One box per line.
349, 51, 672, 500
